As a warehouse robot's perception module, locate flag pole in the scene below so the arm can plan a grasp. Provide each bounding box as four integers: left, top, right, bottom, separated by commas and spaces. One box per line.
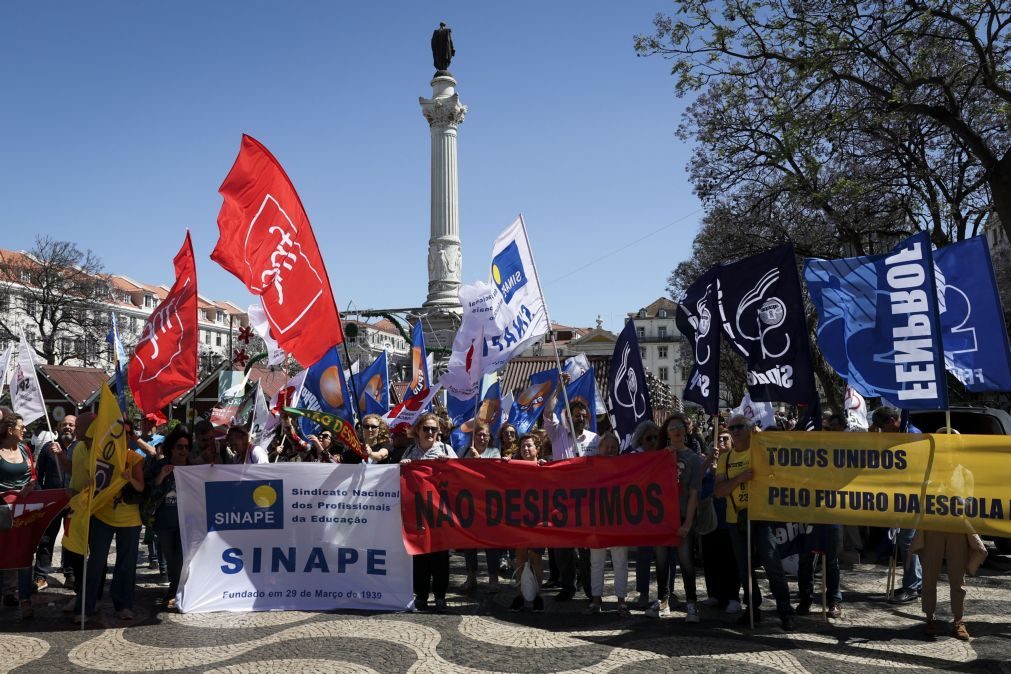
747, 514, 754, 630
516, 215, 579, 451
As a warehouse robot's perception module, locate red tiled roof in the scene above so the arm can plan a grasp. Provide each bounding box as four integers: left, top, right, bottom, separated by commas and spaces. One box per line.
38, 365, 109, 406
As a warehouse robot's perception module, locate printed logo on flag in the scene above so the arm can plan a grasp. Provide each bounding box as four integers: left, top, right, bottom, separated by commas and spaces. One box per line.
244, 194, 324, 334
206, 479, 284, 531
134, 280, 192, 384
491, 241, 528, 304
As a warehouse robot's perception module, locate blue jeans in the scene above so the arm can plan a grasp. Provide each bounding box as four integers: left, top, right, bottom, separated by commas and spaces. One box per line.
82, 517, 141, 614
896, 527, 922, 592
727, 513, 792, 617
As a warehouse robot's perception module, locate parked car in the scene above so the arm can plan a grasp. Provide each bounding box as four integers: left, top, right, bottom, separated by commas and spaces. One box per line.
909, 406, 1011, 554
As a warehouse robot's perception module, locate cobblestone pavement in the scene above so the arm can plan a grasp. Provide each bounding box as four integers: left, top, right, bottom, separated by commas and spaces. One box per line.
4, 546, 1011, 674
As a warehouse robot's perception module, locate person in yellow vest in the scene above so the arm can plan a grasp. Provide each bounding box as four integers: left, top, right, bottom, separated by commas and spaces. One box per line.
714, 414, 795, 631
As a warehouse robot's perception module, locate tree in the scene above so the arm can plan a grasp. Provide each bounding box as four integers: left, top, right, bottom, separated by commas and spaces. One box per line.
636, 0, 1011, 243
0, 237, 111, 366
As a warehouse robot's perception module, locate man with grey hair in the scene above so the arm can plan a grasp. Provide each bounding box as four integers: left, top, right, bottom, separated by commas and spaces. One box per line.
715, 414, 795, 631
871, 405, 923, 603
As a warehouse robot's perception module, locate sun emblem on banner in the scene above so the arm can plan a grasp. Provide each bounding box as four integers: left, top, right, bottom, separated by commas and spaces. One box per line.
252, 484, 278, 508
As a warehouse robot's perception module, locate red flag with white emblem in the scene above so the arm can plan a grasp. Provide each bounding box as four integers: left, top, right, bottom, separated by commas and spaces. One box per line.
212, 135, 344, 366
128, 232, 199, 423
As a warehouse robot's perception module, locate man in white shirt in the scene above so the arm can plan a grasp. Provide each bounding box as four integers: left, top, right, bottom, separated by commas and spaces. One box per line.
543, 374, 599, 462
541, 373, 598, 600
226, 426, 269, 464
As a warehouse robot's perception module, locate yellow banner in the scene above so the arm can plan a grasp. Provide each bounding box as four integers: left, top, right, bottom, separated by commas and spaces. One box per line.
750, 431, 1011, 537
64, 384, 132, 555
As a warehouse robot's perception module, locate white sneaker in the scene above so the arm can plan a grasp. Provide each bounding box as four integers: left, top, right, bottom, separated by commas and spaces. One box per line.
646, 600, 671, 618
700, 597, 719, 607
725, 599, 742, 613
686, 602, 700, 623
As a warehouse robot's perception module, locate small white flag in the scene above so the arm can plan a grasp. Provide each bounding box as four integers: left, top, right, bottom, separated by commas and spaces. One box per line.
248, 303, 287, 366
844, 386, 869, 430
12, 332, 46, 425
731, 391, 776, 431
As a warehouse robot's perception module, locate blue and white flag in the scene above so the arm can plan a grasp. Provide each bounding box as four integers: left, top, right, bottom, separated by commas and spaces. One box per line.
448, 378, 504, 455
509, 368, 558, 436
298, 346, 355, 437
676, 265, 721, 414
352, 351, 390, 416
106, 312, 128, 413
609, 320, 653, 450
404, 322, 431, 407
805, 231, 948, 409
718, 244, 817, 405
556, 368, 597, 433
933, 236, 1011, 392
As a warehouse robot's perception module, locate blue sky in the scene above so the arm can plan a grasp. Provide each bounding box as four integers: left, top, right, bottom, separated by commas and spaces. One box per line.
1, 1, 700, 334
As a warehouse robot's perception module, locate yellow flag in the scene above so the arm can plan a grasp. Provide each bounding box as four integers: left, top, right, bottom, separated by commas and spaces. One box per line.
63, 384, 131, 555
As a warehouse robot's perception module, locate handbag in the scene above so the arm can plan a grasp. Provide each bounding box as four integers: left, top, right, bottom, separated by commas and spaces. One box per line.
694, 496, 718, 536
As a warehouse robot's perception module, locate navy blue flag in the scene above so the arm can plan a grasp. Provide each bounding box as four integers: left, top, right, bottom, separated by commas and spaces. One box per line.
352, 351, 390, 416
717, 244, 817, 405
299, 346, 355, 437
609, 320, 653, 450
676, 265, 721, 414
554, 368, 597, 433
509, 368, 557, 435
805, 232, 948, 410
934, 236, 1011, 392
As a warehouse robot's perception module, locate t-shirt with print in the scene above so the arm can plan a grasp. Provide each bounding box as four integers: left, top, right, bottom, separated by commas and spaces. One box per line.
717, 447, 750, 524
93, 451, 144, 528
675, 447, 703, 523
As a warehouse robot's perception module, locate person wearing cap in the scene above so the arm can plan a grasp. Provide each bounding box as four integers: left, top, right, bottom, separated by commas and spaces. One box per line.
872, 406, 923, 604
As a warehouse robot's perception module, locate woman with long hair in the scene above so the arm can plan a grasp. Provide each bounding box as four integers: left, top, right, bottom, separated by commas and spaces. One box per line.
360, 414, 393, 463
584, 432, 630, 615
0, 413, 36, 619
401, 413, 456, 612
508, 433, 546, 613
146, 428, 193, 609
461, 421, 501, 592
497, 423, 519, 459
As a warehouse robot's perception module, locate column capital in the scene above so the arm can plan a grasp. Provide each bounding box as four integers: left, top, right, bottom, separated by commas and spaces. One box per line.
419, 92, 467, 129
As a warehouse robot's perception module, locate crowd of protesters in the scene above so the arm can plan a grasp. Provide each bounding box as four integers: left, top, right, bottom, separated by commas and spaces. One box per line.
0, 394, 987, 641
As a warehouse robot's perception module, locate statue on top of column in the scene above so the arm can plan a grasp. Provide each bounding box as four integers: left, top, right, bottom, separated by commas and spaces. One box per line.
431, 22, 455, 73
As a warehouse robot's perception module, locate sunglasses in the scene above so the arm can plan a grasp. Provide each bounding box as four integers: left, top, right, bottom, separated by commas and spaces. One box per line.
320, 434, 332, 439
363, 425, 379, 430
176, 442, 191, 449
421, 426, 439, 434
728, 424, 748, 432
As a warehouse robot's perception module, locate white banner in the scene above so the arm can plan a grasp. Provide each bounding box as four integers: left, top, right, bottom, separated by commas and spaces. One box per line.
13, 333, 46, 425
175, 463, 413, 613
0, 343, 13, 403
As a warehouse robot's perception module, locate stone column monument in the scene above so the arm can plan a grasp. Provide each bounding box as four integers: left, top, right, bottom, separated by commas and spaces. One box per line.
420, 23, 466, 311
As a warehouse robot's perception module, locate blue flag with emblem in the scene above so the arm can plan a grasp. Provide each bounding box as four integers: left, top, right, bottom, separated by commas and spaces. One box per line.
609, 320, 653, 450
804, 231, 948, 410
933, 236, 1011, 392
298, 345, 355, 437
554, 368, 597, 433
509, 368, 558, 436
352, 350, 390, 416
404, 322, 431, 409
449, 378, 504, 454
717, 244, 817, 405
676, 265, 721, 415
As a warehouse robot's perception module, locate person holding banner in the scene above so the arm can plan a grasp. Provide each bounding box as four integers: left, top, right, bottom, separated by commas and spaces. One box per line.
461, 422, 502, 593
508, 433, 547, 614
498, 423, 519, 459
361, 415, 394, 463
624, 420, 666, 610
700, 430, 742, 613
401, 413, 457, 612
715, 414, 795, 631
0, 413, 37, 619
226, 426, 269, 464
584, 433, 630, 616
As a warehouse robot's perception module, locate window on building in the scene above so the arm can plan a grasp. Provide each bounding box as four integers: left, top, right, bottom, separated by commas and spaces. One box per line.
0, 293, 8, 311
640, 346, 646, 360
658, 326, 667, 339
637, 327, 645, 339
25, 297, 37, 315
217, 310, 225, 323
144, 294, 154, 308
658, 346, 668, 359
658, 366, 669, 381
204, 331, 211, 345
658, 309, 668, 318
215, 333, 222, 347
638, 309, 647, 319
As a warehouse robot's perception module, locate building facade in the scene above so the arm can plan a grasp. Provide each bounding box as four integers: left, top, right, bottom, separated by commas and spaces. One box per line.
627, 297, 687, 397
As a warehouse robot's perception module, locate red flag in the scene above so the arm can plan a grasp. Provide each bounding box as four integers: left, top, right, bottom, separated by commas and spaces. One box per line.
0, 489, 70, 570
129, 232, 198, 423
213, 134, 344, 366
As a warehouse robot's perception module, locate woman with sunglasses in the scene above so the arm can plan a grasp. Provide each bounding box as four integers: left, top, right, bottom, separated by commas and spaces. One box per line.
508, 433, 547, 613
700, 430, 742, 613
360, 415, 393, 463
648, 413, 704, 623
146, 428, 192, 609
401, 413, 456, 612
497, 423, 519, 459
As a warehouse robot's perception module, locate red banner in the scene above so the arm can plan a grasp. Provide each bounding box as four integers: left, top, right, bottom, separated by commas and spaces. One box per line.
400, 452, 681, 554
0, 489, 69, 570
129, 232, 198, 423
213, 134, 344, 367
